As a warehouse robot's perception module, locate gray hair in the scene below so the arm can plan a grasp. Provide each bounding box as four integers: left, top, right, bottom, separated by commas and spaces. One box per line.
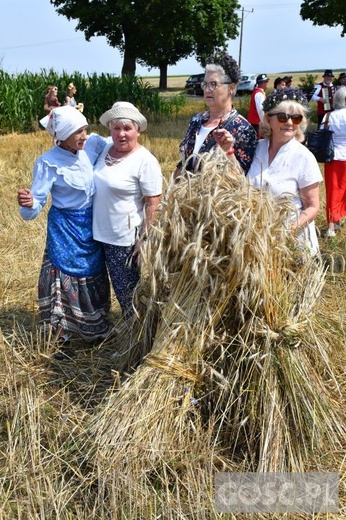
260, 100, 308, 142
205, 63, 230, 83
109, 118, 139, 131
333, 87, 346, 109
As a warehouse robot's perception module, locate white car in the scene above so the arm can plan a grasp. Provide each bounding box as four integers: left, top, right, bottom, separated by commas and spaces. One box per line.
237, 73, 257, 95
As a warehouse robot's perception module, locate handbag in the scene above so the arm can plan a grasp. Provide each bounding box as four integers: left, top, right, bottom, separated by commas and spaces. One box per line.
305, 112, 334, 163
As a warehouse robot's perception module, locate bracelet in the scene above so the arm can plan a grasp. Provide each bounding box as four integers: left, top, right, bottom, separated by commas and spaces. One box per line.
226, 148, 235, 156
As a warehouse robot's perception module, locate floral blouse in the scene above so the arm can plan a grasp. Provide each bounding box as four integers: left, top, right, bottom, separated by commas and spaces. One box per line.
178, 108, 258, 173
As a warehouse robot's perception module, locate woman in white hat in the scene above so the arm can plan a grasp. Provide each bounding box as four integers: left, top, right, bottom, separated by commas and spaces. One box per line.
17, 106, 112, 359
93, 101, 162, 319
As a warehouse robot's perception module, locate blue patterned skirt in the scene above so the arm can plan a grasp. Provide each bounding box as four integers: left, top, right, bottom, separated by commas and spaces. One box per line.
39, 205, 111, 341
47, 205, 105, 277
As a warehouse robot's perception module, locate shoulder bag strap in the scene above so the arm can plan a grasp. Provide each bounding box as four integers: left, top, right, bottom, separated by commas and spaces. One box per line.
323, 111, 331, 129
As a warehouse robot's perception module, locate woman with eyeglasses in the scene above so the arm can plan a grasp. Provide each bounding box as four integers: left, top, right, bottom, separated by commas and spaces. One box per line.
175, 51, 257, 180
247, 88, 323, 255
43, 85, 61, 114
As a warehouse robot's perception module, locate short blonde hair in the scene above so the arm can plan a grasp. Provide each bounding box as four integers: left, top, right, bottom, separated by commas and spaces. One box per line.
260, 100, 308, 142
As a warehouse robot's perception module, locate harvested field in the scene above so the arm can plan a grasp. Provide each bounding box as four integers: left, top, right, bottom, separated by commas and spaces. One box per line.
0, 101, 345, 518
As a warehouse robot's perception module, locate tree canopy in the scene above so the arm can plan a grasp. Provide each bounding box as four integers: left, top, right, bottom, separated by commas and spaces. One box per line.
50, 0, 240, 85
300, 0, 346, 37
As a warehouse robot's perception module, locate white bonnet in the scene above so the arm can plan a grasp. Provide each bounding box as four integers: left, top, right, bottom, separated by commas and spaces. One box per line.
99, 101, 147, 131
40, 106, 88, 142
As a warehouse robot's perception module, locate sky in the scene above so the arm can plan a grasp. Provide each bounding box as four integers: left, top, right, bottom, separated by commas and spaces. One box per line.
0, 0, 345, 78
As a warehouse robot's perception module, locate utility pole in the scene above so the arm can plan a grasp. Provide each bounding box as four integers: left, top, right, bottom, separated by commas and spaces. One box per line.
238, 7, 254, 71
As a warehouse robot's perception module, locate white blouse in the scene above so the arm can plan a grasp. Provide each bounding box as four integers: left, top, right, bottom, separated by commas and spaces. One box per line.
247, 138, 323, 254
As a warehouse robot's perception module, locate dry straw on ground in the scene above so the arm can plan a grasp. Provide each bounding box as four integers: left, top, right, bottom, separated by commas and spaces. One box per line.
1, 120, 346, 518
80, 149, 346, 517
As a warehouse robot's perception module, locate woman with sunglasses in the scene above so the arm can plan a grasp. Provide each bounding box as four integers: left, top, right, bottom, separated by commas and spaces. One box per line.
175, 51, 257, 180
247, 88, 323, 255
43, 85, 61, 114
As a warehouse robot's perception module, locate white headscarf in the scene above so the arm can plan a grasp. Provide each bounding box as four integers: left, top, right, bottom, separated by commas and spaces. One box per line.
40, 106, 88, 142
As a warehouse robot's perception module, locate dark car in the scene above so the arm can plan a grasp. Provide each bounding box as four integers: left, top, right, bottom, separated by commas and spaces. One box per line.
185, 73, 205, 96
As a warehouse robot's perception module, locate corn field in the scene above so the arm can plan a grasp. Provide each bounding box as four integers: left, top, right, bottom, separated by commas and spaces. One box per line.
0, 69, 186, 134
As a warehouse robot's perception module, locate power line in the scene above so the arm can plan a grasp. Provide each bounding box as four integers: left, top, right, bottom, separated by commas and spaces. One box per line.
242, 3, 301, 7
0, 37, 81, 52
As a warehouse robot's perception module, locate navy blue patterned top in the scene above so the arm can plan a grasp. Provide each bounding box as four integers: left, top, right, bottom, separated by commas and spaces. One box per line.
178, 108, 258, 173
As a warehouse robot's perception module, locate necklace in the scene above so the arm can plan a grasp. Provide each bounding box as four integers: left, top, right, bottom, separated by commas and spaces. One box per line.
105, 151, 124, 166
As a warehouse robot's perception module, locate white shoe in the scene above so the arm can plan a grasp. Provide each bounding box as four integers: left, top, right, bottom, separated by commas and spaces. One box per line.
325, 229, 336, 237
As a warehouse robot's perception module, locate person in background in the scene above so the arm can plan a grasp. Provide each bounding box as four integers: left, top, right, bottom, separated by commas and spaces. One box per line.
247, 88, 323, 255
311, 70, 337, 126
337, 72, 346, 90
320, 87, 346, 237
93, 102, 163, 319
64, 82, 84, 112
176, 51, 258, 178
43, 85, 61, 114
282, 76, 293, 88
17, 106, 112, 360
247, 73, 270, 137
274, 77, 286, 91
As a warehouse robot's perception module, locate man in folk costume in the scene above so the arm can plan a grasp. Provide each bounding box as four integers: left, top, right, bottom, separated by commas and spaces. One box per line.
311, 69, 337, 126
247, 73, 270, 137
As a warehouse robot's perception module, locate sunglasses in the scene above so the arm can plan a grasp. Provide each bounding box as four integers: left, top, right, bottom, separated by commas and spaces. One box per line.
270, 112, 303, 124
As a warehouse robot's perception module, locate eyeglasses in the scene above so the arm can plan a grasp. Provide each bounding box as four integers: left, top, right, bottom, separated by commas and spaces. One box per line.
201, 81, 231, 91
270, 112, 303, 124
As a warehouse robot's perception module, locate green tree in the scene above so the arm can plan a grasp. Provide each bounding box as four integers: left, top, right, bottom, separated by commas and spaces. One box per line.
300, 0, 346, 36
50, 0, 240, 85
137, 0, 240, 88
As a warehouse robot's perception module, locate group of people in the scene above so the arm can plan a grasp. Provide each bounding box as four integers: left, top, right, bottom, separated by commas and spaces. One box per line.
43, 83, 83, 115
18, 52, 345, 359
244, 67, 346, 240
177, 53, 322, 258
18, 102, 162, 360
313, 71, 346, 237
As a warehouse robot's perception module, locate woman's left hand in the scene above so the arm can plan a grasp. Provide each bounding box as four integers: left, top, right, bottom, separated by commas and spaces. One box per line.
213, 128, 235, 153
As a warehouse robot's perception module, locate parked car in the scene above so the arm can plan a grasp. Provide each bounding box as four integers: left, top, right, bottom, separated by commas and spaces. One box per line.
185, 73, 205, 96
237, 73, 257, 95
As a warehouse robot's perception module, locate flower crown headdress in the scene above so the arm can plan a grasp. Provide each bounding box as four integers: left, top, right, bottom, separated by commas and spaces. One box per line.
263, 87, 309, 113
204, 50, 241, 83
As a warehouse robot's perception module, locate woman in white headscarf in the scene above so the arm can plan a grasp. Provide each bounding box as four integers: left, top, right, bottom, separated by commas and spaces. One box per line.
17, 106, 112, 359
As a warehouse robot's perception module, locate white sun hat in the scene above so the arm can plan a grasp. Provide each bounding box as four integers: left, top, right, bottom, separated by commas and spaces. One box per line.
99, 101, 147, 132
